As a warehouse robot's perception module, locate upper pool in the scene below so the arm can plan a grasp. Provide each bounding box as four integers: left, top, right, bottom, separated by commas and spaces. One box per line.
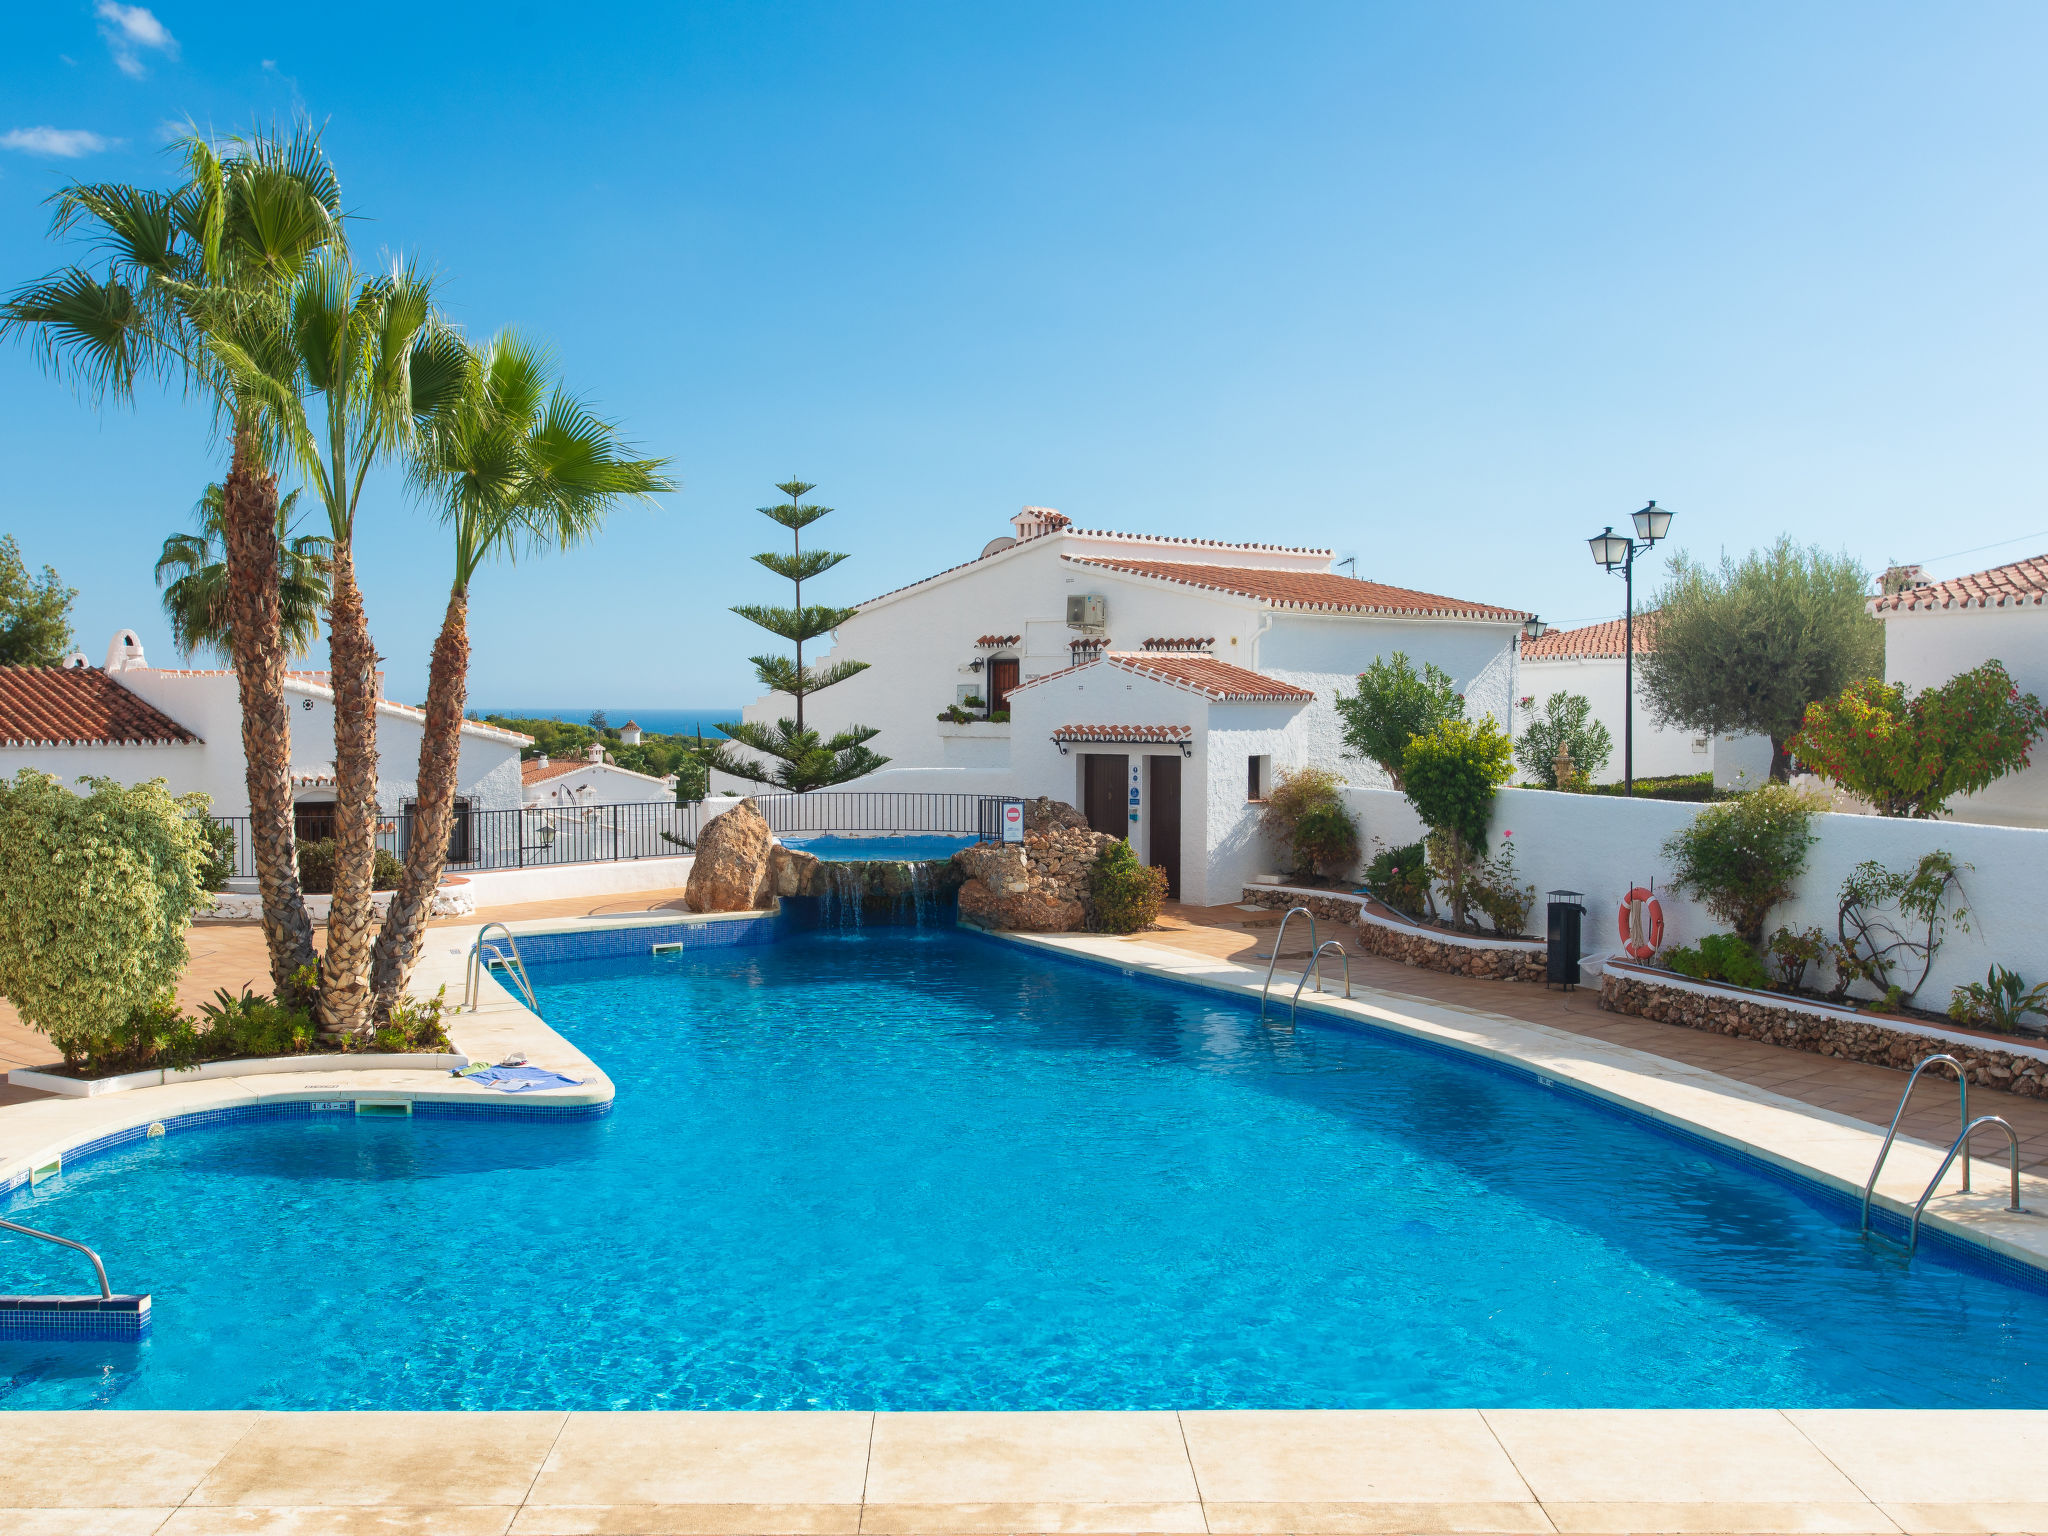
780, 833, 976, 861
1, 927, 2042, 1410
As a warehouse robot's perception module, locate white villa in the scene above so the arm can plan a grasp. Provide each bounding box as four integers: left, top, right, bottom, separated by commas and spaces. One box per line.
1517, 617, 1772, 788
1873, 551, 2048, 828
738, 506, 1533, 902
523, 743, 674, 810
0, 628, 529, 843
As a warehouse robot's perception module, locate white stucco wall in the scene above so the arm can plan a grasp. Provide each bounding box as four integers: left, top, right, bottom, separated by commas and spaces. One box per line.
1880, 605, 2048, 829
1336, 784, 2045, 1002
0, 743, 211, 799
1515, 654, 1771, 787
523, 759, 672, 809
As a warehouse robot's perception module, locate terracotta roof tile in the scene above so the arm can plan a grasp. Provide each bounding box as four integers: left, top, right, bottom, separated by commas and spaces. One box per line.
1008, 652, 1315, 703
0, 668, 198, 747
1871, 552, 2048, 613
1519, 616, 1655, 660
975, 634, 1021, 646
521, 758, 586, 787
1066, 557, 1530, 622
1052, 724, 1193, 743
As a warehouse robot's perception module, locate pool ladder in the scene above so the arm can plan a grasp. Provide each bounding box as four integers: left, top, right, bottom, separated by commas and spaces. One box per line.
0, 1215, 114, 1298
1259, 907, 1350, 1019
1861, 1052, 2024, 1251
465, 922, 537, 1013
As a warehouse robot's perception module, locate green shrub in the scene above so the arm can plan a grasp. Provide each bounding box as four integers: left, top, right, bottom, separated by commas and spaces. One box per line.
1088, 839, 1168, 933
1334, 652, 1463, 789
1765, 925, 1836, 991
1948, 966, 2048, 1034
1834, 852, 1968, 1005
1364, 841, 1431, 917
1291, 801, 1360, 878
1663, 933, 1770, 990
296, 838, 403, 895
1585, 771, 1725, 802
1467, 831, 1536, 936
1402, 716, 1515, 929
196, 986, 316, 1060
1258, 766, 1346, 876
1660, 781, 1820, 944
1516, 691, 1613, 789
193, 816, 238, 892
0, 770, 210, 1065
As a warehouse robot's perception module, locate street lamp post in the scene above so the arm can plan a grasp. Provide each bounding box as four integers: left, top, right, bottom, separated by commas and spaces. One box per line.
1587, 501, 1674, 797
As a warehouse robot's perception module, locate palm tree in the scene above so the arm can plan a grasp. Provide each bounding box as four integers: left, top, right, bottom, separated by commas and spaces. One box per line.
2, 128, 342, 991
212, 249, 456, 1036
156, 483, 331, 661
368, 331, 671, 1017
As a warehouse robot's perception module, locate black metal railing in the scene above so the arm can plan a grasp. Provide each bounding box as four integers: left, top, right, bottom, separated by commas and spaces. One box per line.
197, 792, 1009, 881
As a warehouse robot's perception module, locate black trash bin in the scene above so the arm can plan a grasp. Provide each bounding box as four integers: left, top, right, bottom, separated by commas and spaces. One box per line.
1546, 889, 1585, 989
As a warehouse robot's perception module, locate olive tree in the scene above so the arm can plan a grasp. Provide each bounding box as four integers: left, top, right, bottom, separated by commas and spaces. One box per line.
0, 771, 210, 1064
1636, 538, 1882, 780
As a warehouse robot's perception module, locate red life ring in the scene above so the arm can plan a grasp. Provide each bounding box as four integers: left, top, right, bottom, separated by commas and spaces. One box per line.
1618, 887, 1664, 960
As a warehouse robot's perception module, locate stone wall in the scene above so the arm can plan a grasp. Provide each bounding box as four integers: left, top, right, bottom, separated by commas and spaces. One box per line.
1600, 965, 2048, 1099
1238, 886, 1547, 982
954, 798, 1117, 932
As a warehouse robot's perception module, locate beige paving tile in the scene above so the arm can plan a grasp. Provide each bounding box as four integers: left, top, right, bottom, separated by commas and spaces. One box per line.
191, 1413, 566, 1509
0, 1411, 259, 1509
1535, 1499, 1897, 1533
863, 1410, 1199, 1507
527, 1413, 872, 1507
510, 1505, 859, 1535
160, 1510, 517, 1535
1181, 1408, 1537, 1505
1785, 1410, 2048, 1504
1202, 1499, 1553, 1533
1878, 1502, 2048, 1536
855, 1500, 1208, 1533
1480, 1409, 1873, 1507
0, 1512, 180, 1536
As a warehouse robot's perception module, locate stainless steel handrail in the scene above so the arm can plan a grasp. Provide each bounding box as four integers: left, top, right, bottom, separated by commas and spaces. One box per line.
1862, 1053, 1970, 1230
0, 1215, 113, 1298
1290, 940, 1351, 1019
465, 922, 538, 1013
1260, 907, 1317, 1017
1909, 1115, 2024, 1250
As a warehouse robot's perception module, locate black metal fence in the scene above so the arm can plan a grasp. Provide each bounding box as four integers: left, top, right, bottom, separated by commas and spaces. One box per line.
200, 792, 1007, 881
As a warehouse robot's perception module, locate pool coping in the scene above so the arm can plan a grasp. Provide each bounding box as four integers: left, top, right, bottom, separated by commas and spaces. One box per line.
985, 928, 2048, 1279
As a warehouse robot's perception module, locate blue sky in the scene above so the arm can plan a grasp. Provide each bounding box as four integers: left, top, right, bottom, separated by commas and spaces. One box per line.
3, 2, 2045, 708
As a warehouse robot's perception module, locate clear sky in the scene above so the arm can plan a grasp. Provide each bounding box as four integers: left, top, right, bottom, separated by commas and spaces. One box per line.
3, 2, 2044, 708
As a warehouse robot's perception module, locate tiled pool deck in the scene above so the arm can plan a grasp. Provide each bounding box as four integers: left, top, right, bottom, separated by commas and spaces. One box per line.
5, 893, 2048, 1530
7, 1406, 2048, 1534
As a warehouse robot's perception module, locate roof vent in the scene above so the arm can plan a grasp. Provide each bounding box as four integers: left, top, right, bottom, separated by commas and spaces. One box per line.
1012, 506, 1071, 542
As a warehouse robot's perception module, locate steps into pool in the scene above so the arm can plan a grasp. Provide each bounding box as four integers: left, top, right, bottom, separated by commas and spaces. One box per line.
0, 1291, 151, 1341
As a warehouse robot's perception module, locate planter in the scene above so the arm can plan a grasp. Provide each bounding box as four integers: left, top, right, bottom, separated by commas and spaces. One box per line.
1598, 959, 2048, 1098
10, 1052, 470, 1100
199, 881, 475, 922
1238, 885, 1546, 983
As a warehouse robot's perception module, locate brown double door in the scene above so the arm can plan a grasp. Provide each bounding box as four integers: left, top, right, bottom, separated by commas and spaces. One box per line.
986, 657, 1020, 714
1082, 753, 1128, 840
1148, 755, 1181, 898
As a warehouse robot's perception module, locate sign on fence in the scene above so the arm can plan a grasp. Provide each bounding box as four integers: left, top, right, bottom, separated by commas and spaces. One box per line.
1000, 800, 1026, 844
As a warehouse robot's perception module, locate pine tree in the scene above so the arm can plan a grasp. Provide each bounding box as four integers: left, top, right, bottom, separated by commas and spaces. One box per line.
702, 480, 888, 792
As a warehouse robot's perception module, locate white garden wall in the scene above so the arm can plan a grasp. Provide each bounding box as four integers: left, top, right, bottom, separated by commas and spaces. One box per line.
1339, 785, 2048, 1002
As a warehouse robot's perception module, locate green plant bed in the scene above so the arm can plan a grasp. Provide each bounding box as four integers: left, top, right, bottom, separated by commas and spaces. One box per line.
1583, 772, 1728, 801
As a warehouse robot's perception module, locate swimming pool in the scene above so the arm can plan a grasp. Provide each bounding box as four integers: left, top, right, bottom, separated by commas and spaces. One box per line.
781, 833, 976, 861
1, 927, 2042, 1409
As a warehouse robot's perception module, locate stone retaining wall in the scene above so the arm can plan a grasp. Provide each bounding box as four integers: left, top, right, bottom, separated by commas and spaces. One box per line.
1239, 887, 1547, 983
1600, 966, 2048, 1098
955, 799, 1116, 932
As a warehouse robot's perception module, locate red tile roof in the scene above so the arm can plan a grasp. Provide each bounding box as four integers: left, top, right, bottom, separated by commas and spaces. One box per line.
1141, 637, 1215, 651
1009, 652, 1315, 703
1052, 724, 1193, 743
1066, 557, 1529, 622
521, 759, 586, 787
1871, 552, 2048, 613
975, 634, 1021, 646
857, 529, 1339, 607
1519, 616, 1656, 660
0, 667, 198, 747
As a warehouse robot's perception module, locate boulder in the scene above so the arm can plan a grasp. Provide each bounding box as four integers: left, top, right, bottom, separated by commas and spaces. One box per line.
685, 799, 777, 912
768, 844, 827, 897
957, 878, 1086, 933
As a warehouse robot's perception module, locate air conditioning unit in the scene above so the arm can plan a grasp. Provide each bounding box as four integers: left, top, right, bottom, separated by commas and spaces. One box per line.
1066, 593, 1106, 628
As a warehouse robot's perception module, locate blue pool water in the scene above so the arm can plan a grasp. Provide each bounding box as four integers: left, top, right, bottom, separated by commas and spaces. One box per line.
781, 833, 976, 861
1, 927, 2043, 1410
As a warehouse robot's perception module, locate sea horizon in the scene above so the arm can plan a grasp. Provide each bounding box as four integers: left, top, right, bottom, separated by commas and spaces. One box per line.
474, 708, 741, 738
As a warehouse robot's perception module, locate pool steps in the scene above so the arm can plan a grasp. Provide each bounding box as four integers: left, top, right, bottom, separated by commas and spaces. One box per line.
0, 1213, 149, 1341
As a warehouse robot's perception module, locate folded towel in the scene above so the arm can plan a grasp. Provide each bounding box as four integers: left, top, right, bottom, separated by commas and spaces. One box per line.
457, 1065, 584, 1092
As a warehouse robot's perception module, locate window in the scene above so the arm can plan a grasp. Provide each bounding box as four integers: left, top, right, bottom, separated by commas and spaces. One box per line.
1247, 754, 1269, 802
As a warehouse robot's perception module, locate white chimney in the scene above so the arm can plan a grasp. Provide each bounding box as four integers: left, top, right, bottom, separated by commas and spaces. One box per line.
587, 741, 604, 763
1011, 506, 1070, 542
103, 629, 147, 673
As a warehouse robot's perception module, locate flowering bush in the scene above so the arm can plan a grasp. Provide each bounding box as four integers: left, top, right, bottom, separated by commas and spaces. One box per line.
1660, 781, 1820, 945
1364, 840, 1431, 917
1788, 661, 2048, 817
1467, 830, 1537, 936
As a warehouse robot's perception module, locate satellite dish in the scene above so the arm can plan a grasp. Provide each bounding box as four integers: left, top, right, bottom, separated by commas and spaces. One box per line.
980, 536, 1017, 558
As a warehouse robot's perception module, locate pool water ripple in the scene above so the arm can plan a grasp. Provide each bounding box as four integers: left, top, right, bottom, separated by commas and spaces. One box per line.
0, 928, 2041, 1409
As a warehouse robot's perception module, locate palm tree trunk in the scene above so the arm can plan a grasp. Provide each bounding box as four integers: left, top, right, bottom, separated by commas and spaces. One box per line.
369, 585, 469, 1018
316, 545, 380, 1036
221, 428, 316, 990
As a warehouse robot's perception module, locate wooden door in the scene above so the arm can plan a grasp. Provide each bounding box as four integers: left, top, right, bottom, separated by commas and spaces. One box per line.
1147, 754, 1182, 898
1082, 753, 1129, 839
987, 657, 1020, 715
